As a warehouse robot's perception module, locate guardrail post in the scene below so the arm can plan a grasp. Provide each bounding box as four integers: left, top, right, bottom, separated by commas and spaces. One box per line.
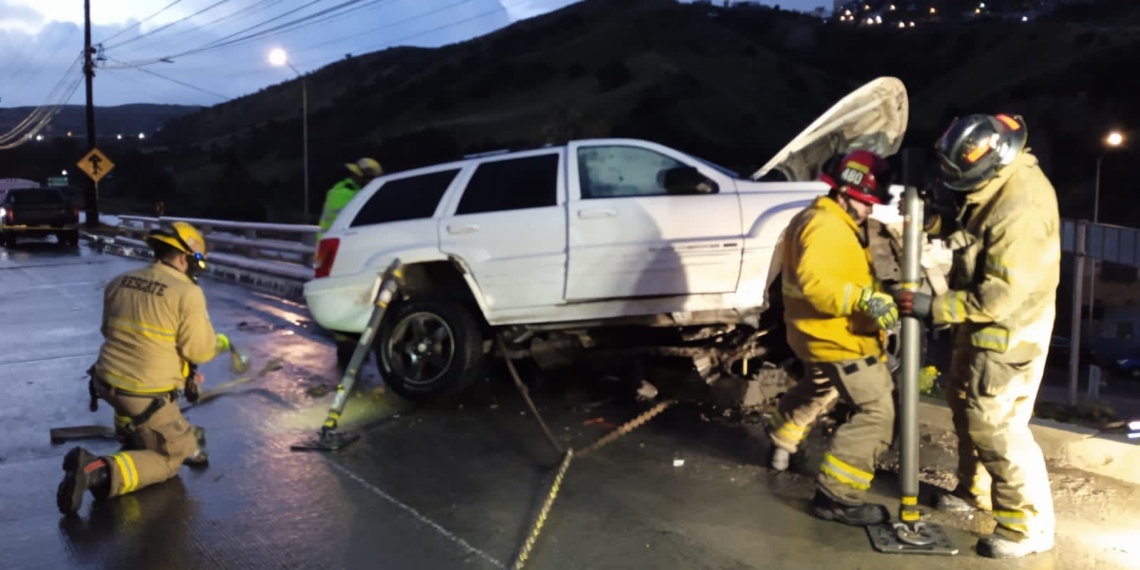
300, 231, 316, 268
243, 228, 258, 260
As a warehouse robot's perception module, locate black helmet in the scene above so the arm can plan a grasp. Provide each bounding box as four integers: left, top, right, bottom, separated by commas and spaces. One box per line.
934, 113, 1027, 192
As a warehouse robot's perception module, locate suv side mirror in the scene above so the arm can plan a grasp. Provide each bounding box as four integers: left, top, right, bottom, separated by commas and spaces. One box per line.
660, 166, 717, 195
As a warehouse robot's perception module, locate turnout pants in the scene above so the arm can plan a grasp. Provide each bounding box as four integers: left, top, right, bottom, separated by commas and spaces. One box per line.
94, 381, 198, 498
769, 355, 895, 504
946, 336, 1055, 542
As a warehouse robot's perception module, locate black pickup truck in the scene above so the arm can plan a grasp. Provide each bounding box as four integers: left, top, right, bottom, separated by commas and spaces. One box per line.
0, 187, 80, 247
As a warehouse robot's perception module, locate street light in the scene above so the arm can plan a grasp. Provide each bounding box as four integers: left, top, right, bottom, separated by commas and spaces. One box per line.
1088, 130, 1126, 363
269, 47, 310, 221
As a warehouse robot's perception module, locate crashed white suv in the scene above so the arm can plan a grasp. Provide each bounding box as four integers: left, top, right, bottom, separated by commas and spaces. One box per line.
304, 78, 926, 402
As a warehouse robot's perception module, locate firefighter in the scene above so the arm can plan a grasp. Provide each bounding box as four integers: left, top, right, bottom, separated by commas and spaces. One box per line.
57, 221, 231, 516
894, 114, 1059, 558
317, 157, 383, 241
766, 149, 901, 526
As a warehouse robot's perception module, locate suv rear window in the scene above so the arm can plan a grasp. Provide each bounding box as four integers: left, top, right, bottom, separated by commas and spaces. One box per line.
454, 153, 559, 215
350, 169, 460, 227
7, 189, 63, 204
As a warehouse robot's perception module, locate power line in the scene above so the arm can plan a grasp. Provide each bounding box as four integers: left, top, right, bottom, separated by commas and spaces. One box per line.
104, 0, 235, 50
0, 55, 85, 148
123, 0, 287, 50
295, 0, 471, 53
100, 0, 186, 44
104, 0, 382, 69
105, 58, 232, 101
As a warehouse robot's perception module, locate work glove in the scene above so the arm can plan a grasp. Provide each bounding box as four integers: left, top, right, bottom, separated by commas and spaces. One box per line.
215, 333, 231, 353
855, 286, 900, 330
894, 289, 933, 319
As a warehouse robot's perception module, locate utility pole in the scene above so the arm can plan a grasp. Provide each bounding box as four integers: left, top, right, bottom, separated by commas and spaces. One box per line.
83, 0, 99, 229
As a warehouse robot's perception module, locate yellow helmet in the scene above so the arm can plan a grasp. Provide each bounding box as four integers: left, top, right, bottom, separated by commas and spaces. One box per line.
146, 221, 208, 275
345, 157, 383, 178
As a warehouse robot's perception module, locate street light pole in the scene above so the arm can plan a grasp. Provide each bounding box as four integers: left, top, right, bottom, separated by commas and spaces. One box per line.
298, 68, 309, 221
269, 48, 310, 222
1086, 131, 1125, 380
1086, 154, 1101, 349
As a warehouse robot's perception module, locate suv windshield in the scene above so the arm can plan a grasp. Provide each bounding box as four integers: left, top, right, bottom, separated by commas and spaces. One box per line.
8, 189, 63, 204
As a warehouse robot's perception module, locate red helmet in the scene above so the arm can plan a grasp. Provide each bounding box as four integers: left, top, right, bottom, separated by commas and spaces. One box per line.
822, 149, 892, 205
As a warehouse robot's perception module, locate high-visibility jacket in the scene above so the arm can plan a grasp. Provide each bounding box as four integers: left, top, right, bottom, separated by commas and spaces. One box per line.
317, 178, 361, 240
94, 262, 223, 394
932, 151, 1060, 352
781, 196, 884, 364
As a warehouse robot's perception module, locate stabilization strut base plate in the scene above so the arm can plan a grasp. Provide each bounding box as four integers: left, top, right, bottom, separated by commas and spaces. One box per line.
290, 430, 360, 452
867, 521, 959, 555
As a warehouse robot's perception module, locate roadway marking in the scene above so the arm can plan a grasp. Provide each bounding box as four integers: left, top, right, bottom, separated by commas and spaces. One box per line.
324, 460, 505, 569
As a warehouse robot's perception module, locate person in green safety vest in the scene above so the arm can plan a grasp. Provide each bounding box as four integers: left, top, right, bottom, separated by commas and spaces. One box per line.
317, 157, 383, 241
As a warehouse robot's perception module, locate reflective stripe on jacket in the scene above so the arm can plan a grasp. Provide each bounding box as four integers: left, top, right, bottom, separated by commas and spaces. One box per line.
317, 178, 361, 239
781, 196, 884, 363
932, 151, 1061, 352
95, 262, 222, 393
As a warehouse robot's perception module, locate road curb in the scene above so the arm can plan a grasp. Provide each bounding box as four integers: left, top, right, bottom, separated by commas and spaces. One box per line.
918, 397, 1140, 485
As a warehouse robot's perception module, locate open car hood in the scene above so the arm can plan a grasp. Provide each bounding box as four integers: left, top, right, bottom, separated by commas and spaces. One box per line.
750, 76, 909, 181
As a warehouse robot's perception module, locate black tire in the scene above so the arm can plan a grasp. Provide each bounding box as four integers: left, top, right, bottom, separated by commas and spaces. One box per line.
374, 295, 485, 404
2, 232, 14, 248
64, 230, 80, 247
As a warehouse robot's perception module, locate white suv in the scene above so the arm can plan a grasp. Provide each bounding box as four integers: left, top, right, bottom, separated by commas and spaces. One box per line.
304, 78, 920, 402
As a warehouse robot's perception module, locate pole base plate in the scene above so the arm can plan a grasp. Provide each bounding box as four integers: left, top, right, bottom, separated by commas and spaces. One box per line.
867, 521, 959, 555
290, 430, 360, 452
50, 425, 117, 444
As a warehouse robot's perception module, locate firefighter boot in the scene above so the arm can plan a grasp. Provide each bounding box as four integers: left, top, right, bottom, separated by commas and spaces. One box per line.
810, 489, 890, 526
184, 426, 209, 467
57, 447, 110, 515
976, 533, 1054, 559
936, 484, 992, 512
768, 446, 791, 472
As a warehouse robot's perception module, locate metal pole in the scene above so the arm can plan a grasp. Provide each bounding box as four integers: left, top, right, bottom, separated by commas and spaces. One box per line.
82, 0, 99, 229
1069, 220, 1088, 406
1086, 156, 1101, 368
897, 151, 923, 526
302, 76, 310, 222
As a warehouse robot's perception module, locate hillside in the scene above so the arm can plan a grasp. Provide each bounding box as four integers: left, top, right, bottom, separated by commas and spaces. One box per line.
0, 103, 200, 138
73, 0, 1140, 222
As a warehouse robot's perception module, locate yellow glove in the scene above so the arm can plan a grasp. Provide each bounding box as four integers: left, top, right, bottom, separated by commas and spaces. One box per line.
855, 286, 900, 330
215, 333, 231, 353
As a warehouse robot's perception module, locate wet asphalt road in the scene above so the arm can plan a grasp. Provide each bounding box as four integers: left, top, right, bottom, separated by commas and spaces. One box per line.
0, 240, 1135, 570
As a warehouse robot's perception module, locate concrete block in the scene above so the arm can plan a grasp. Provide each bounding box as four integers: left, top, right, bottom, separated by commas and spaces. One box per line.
917, 398, 1140, 485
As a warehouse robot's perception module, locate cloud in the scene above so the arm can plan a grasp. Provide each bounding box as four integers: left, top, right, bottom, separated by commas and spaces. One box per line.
0, 0, 44, 33
497, 0, 582, 21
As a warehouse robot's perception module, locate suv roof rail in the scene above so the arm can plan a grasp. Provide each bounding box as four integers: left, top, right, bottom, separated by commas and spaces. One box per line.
463, 149, 512, 159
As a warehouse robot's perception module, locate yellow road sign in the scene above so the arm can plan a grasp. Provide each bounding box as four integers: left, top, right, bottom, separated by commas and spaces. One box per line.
77, 147, 114, 183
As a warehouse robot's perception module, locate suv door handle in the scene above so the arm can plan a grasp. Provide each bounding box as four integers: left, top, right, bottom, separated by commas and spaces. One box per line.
577, 208, 617, 220
447, 223, 481, 235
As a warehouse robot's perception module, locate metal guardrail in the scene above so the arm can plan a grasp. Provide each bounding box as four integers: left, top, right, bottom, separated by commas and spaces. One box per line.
113, 215, 319, 280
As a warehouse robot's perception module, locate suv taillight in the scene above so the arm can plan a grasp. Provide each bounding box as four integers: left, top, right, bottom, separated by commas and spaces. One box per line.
314, 238, 340, 279
72, 206, 79, 220
3, 207, 12, 223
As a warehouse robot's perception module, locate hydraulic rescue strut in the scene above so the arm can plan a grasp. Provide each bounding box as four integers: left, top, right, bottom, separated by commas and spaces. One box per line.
291, 258, 404, 452
866, 148, 958, 555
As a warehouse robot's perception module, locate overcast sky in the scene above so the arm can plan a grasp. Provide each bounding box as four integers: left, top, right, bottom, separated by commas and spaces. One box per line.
0, 0, 817, 108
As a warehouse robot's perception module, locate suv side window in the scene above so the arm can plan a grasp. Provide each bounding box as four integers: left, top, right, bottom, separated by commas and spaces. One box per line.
577, 145, 688, 199
351, 169, 460, 227
455, 154, 559, 215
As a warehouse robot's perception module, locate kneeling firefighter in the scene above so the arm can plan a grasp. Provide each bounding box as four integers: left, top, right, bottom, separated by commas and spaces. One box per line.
766, 149, 901, 526
57, 221, 232, 516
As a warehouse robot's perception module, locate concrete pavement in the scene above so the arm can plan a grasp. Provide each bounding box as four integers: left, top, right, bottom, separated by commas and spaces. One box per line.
1, 239, 1137, 570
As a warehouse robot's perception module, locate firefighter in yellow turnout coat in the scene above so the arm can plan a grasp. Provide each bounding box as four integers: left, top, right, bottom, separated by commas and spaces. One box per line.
767, 150, 901, 526
895, 114, 1060, 559
57, 221, 231, 516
